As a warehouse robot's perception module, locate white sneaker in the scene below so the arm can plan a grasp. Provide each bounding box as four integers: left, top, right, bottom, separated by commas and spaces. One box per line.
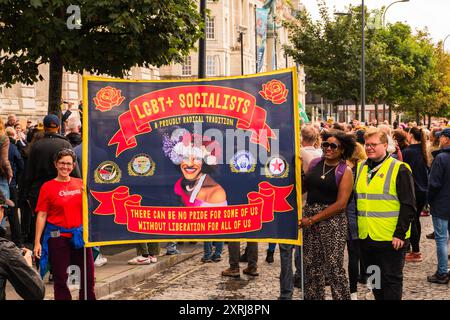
94, 254, 108, 267
128, 255, 151, 265
149, 255, 157, 263
350, 292, 358, 300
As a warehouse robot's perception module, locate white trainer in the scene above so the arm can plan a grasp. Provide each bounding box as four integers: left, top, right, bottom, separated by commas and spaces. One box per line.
94, 254, 108, 267
127, 255, 151, 265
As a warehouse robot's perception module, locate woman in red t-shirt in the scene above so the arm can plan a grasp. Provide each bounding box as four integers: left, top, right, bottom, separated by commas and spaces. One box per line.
33, 148, 95, 300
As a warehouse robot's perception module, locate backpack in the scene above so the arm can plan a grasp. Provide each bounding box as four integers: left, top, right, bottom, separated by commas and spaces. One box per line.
308, 157, 348, 186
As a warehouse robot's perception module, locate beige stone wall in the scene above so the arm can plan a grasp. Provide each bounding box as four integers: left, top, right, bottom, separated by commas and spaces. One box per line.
0, 65, 160, 123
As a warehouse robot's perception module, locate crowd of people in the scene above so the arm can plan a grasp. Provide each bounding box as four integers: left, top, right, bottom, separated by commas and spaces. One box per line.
0, 109, 449, 300
293, 117, 450, 300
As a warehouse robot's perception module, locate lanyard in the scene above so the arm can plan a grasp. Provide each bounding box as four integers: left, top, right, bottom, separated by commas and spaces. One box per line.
366, 156, 390, 185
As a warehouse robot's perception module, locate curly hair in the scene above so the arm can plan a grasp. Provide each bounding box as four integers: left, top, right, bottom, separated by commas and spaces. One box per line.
321, 130, 356, 160
54, 148, 77, 163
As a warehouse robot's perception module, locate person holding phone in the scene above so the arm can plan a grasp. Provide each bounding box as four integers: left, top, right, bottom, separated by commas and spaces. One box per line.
0, 190, 45, 300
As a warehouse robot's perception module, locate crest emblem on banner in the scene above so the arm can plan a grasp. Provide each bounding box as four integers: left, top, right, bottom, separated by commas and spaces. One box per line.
230, 150, 256, 173
128, 154, 155, 176
265, 156, 289, 178
95, 161, 122, 183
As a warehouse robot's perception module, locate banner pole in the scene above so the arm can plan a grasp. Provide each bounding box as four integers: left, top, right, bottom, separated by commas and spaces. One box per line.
84, 247, 87, 300
255, 5, 258, 73
300, 240, 304, 300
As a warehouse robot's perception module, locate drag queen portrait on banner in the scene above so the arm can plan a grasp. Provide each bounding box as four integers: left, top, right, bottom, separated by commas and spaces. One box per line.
162, 128, 227, 208
163, 128, 226, 260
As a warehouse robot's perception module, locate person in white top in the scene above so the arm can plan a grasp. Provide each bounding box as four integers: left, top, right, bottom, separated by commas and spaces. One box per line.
301, 125, 323, 174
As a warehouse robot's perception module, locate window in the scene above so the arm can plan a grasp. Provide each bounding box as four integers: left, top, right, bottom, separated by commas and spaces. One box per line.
225, 56, 229, 76
206, 56, 216, 76
181, 56, 192, 76
206, 16, 215, 39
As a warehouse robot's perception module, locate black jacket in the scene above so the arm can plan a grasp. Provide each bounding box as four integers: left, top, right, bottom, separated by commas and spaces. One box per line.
0, 237, 45, 300
8, 137, 24, 187
66, 132, 82, 147
402, 143, 429, 193
23, 132, 80, 204
428, 146, 450, 219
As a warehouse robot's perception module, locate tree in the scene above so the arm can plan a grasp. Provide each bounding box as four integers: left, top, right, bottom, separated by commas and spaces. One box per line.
284, 2, 396, 121
0, 0, 203, 117
283, 1, 450, 124
423, 43, 450, 120
283, 1, 359, 106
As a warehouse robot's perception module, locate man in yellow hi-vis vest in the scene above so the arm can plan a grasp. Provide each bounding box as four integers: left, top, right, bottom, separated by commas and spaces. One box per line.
355, 127, 415, 300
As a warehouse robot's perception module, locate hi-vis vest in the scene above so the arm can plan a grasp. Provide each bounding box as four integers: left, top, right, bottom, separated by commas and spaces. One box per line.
355, 156, 412, 241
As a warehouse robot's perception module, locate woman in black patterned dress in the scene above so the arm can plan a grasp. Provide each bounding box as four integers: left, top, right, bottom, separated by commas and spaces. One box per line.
300, 130, 356, 300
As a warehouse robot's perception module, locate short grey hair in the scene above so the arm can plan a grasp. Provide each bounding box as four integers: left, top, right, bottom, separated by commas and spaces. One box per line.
67, 117, 81, 131
301, 125, 318, 145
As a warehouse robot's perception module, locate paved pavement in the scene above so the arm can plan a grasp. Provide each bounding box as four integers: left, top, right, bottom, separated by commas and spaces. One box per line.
102, 215, 450, 300
5, 215, 450, 300
5, 242, 203, 300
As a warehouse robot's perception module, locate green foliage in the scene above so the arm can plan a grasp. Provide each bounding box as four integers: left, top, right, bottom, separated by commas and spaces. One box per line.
283, 1, 450, 118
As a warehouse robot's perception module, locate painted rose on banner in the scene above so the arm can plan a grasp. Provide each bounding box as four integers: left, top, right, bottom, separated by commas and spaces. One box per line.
93, 86, 126, 112
259, 79, 288, 104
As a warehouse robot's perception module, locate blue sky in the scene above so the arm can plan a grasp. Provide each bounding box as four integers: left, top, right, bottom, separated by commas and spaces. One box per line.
300, 0, 450, 49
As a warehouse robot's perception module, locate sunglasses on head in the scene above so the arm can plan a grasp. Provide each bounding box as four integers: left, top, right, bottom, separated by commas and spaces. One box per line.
321, 141, 340, 150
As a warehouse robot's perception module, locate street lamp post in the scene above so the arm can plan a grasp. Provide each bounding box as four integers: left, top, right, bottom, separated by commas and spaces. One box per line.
334, 2, 365, 123
198, 0, 206, 78
444, 34, 450, 52
382, 0, 410, 28
237, 26, 246, 75
382, 0, 410, 124
361, 0, 365, 123
239, 31, 244, 75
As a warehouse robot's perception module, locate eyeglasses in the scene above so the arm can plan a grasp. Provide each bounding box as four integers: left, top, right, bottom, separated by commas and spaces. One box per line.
364, 142, 384, 149
57, 161, 74, 167
321, 142, 340, 150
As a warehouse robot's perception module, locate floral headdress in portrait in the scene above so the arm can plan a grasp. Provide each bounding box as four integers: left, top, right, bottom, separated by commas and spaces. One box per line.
162, 128, 221, 166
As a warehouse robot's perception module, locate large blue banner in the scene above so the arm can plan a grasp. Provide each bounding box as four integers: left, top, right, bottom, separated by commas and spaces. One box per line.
82, 68, 301, 246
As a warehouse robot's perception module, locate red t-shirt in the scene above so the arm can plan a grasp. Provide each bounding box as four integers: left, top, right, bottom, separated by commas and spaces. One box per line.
35, 178, 83, 238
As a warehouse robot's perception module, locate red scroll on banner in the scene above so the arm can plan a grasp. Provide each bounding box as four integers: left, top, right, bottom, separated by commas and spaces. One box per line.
91, 182, 294, 235
107, 86, 277, 157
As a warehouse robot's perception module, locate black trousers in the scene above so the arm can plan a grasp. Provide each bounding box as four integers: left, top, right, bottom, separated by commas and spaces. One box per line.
347, 239, 366, 293
19, 199, 33, 243
6, 185, 22, 246
228, 242, 258, 269
360, 238, 408, 300
410, 190, 427, 253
